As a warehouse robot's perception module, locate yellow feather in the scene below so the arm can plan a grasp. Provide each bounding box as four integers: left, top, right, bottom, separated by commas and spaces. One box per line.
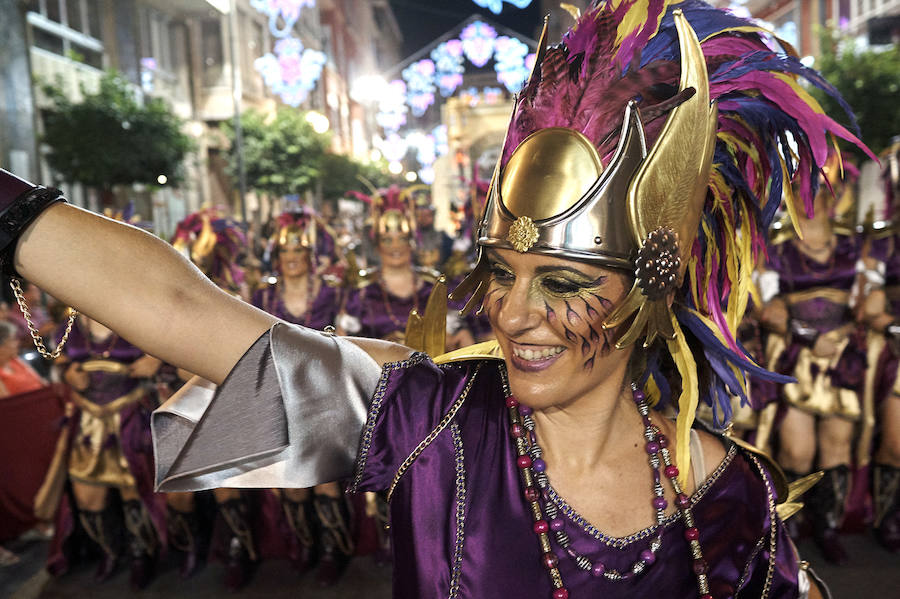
667, 312, 699, 490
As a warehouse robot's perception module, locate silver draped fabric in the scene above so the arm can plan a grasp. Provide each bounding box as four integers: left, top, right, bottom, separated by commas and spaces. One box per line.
151, 323, 382, 491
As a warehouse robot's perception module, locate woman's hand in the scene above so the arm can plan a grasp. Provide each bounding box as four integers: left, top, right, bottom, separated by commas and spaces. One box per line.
128, 355, 162, 379
64, 363, 89, 392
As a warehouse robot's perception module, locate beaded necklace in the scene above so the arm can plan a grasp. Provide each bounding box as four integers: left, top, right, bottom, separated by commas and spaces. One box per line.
503, 373, 712, 599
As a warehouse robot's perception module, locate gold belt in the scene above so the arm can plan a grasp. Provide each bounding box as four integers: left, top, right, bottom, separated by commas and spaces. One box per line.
785, 288, 850, 306
70, 386, 145, 417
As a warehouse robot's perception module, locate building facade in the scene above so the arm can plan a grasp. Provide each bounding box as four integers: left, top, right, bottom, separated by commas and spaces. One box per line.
0, 0, 401, 234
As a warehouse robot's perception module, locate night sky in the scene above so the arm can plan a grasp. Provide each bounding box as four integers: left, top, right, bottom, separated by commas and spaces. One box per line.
388, 0, 544, 59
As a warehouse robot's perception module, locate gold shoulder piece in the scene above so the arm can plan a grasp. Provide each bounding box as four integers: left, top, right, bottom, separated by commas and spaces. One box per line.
404, 276, 447, 357
434, 340, 504, 365
728, 435, 789, 503
777, 472, 824, 521
80, 359, 130, 375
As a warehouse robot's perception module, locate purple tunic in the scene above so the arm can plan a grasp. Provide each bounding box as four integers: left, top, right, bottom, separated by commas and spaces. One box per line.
768, 235, 866, 391
252, 281, 339, 330
350, 356, 799, 598
342, 277, 435, 340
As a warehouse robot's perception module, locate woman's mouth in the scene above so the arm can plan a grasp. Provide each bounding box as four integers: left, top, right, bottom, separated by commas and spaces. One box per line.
510, 345, 566, 372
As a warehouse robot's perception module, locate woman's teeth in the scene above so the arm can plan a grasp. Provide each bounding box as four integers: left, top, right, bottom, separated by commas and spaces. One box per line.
513, 346, 565, 361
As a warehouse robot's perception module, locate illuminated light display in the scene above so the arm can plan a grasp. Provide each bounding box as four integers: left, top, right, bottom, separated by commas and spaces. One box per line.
493, 36, 531, 93
376, 79, 409, 132
432, 125, 449, 157
418, 166, 435, 185
254, 37, 326, 107
377, 132, 409, 163
460, 21, 497, 68
250, 0, 316, 37
431, 40, 465, 97
402, 59, 437, 117
471, 0, 533, 15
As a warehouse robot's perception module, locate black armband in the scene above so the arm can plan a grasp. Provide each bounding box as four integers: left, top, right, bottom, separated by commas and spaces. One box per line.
0, 169, 67, 277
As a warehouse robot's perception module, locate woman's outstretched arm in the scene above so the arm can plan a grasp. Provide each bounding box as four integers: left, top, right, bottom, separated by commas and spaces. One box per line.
16, 202, 276, 384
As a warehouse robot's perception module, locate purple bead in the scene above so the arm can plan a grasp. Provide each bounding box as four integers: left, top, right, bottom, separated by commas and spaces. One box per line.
532, 458, 547, 473
658, 434, 669, 448
652, 497, 668, 511
640, 549, 656, 565
524, 487, 540, 502
646, 441, 660, 454
519, 405, 533, 416
550, 518, 565, 532
675, 493, 690, 509
542, 552, 559, 570
591, 562, 606, 577
510, 424, 525, 438
633, 390, 646, 401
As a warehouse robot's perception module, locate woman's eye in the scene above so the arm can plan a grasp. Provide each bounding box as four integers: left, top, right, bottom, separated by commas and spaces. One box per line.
541, 278, 581, 296
489, 266, 514, 283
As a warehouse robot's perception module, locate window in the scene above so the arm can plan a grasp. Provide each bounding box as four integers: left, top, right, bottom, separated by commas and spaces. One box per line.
201, 18, 225, 87
27, 0, 104, 67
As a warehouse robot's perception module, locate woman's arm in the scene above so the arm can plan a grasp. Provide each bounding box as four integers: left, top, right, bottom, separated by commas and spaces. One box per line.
15, 203, 410, 381
16, 203, 275, 384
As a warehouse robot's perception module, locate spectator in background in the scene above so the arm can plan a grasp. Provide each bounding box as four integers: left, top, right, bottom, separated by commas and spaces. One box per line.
0, 320, 45, 398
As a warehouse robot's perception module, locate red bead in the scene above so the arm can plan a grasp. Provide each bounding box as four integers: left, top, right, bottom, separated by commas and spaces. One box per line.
506, 396, 519, 408
542, 552, 559, 570
700, 595, 714, 599
524, 487, 540, 502
510, 424, 525, 438
675, 493, 690, 509
664, 465, 679, 479
553, 589, 569, 599
684, 527, 699, 541
517, 455, 533, 469
533, 520, 549, 534
658, 434, 669, 448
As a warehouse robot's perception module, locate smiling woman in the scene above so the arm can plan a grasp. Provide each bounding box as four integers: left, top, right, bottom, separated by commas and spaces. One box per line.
0, 1, 860, 598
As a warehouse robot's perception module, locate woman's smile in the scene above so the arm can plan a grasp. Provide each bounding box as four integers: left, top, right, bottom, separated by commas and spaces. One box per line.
510, 342, 567, 371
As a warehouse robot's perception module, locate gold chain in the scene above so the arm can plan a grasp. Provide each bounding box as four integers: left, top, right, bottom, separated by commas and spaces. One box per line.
9, 279, 77, 359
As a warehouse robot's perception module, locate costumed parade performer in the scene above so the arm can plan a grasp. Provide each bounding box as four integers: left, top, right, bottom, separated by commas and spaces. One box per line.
0, 1, 874, 596
252, 209, 355, 584
42, 312, 164, 589
166, 211, 282, 589
759, 152, 868, 564
862, 135, 900, 553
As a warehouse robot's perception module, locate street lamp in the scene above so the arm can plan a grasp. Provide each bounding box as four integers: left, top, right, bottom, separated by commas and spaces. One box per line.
306, 111, 330, 134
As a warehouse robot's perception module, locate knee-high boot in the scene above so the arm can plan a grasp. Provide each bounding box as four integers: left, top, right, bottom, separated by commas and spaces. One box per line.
313, 494, 354, 587
218, 497, 257, 590
873, 463, 900, 552
123, 500, 158, 590
807, 465, 850, 565
167, 505, 209, 578
78, 505, 123, 582
282, 495, 319, 573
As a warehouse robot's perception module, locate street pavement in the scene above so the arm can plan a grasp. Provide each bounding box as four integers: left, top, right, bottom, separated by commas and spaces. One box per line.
1, 533, 896, 597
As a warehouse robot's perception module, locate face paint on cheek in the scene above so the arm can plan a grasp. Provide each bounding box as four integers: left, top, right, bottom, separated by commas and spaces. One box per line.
563, 326, 577, 343
544, 301, 556, 322
582, 297, 599, 320
590, 292, 613, 311
580, 334, 591, 355
583, 351, 596, 371
564, 300, 582, 324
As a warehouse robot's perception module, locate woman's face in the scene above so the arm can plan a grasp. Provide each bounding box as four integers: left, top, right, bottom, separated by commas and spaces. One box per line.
0, 335, 19, 365
485, 249, 632, 410
278, 246, 311, 278
378, 231, 413, 269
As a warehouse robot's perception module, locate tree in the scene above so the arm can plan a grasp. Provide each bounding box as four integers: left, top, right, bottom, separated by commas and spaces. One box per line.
41, 71, 193, 190
812, 29, 900, 157
226, 108, 330, 197
319, 152, 394, 201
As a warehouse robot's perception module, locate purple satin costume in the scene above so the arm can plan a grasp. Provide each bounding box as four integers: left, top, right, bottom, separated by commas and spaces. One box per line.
768, 235, 866, 393
342, 277, 435, 340
152, 322, 807, 598
349, 357, 799, 598
47, 323, 165, 574
252, 282, 340, 329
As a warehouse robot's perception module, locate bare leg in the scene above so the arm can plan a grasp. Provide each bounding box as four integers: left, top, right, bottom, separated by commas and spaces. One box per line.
777, 407, 817, 473
876, 393, 900, 467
